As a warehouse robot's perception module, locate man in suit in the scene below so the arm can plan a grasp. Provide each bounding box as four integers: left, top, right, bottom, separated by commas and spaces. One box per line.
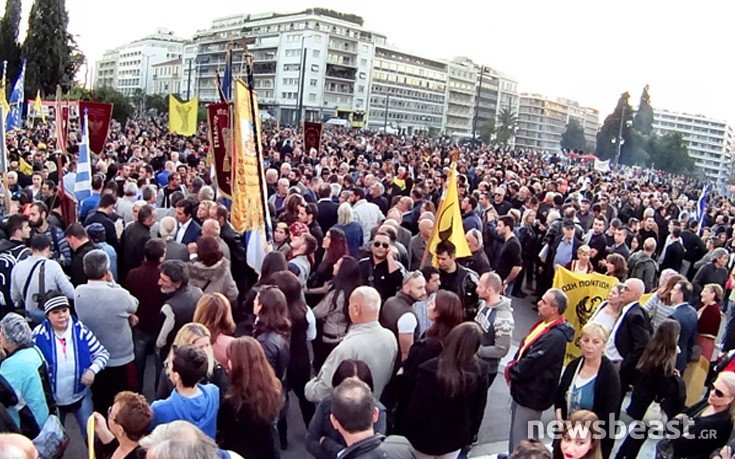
605, 278, 652, 404
159, 216, 190, 262
316, 184, 338, 232
174, 199, 201, 246
669, 280, 698, 373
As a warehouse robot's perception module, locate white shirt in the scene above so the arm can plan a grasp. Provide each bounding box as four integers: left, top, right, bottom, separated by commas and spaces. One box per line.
605, 302, 636, 362
53, 325, 79, 405
175, 218, 192, 244
397, 312, 418, 334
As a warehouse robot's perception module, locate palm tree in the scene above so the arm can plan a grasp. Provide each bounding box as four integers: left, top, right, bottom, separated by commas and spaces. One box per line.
495, 107, 518, 147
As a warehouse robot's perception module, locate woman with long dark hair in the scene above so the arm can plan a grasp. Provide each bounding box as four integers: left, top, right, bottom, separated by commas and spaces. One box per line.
237, 251, 288, 332
269, 271, 317, 442
218, 337, 283, 459
287, 222, 318, 290
306, 228, 349, 306
273, 222, 292, 257
615, 319, 684, 459
401, 322, 489, 458
391, 290, 465, 434
312, 256, 361, 372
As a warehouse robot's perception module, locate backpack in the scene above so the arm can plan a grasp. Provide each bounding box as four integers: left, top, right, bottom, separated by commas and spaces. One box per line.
0, 245, 29, 315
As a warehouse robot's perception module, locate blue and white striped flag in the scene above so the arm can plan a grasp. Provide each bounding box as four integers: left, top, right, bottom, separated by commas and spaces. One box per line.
6, 60, 25, 131
696, 183, 713, 234
74, 109, 92, 201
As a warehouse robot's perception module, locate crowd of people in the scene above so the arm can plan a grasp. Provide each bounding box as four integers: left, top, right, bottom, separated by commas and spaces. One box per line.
0, 114, 735, 459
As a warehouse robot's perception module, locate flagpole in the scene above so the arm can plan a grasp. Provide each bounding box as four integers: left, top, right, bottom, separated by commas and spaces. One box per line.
242, 42, 271, 242
0, 106, 9, 215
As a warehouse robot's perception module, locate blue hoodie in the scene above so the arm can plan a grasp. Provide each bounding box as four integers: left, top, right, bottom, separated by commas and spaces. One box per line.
150, 383, 220, 439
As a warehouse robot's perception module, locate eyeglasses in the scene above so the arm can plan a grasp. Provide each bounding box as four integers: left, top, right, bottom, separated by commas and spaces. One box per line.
107, 406, 116, 423
373, 241, 390, 249
712, 385, 730, 398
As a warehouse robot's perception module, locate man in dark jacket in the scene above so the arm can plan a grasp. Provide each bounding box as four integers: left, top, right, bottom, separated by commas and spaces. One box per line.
681, 220, 707, 279
436, 240, 479, 320
64, 223, 98, 287
669, 280, 698, 373
212, 205, 247, 305
379, 271, 426, 369
120, 204, 156, 283
691, 248, 729, 305
154, 260, 203, 359
0, 214, 31, 312
506, 288, 574, 453
83, 193, 120, 252
331, 379, 415, 459
316, 184, 339, 232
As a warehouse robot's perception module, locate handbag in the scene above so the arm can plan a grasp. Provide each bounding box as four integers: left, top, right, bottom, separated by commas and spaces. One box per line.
32, 414, 69, 459
538, 244, 550, 264
642, 400, 667, 425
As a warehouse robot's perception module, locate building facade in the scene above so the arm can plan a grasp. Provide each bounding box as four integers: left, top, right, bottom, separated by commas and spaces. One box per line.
653, 109, 735, 183
191, 10, 383, 126
93, 28, 185, 96
444, 58, 476, 135
366, 46, 447, 135
151, 58, 183, 96
516, 94, 598, 152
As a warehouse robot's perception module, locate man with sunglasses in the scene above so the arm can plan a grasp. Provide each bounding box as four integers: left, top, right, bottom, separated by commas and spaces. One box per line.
359, 233, 405, 301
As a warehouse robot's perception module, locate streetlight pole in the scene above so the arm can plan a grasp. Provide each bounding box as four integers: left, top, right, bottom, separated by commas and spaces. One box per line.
472, 65, 484, 140
296, 35, 309, 128
186, 58, 193, 100
614, 105, 625, 166
383, 93, 389, 132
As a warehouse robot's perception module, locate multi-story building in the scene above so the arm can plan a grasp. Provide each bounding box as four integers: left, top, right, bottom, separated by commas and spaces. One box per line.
93, 28, 185, 96
180, 42, 199, 100
653, 109, 735, 183
516, 94, 598, 152
444, 58, 476, 135
151, 58, 182, 96
366, 46, 447, 135
191, 9, 384, 125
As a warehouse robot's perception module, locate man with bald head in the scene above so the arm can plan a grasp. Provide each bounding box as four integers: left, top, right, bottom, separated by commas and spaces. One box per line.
409, 219, 433, 270
0, 433, 38, 459
385, 209, 412, 250
305, 286, 397, 403
158, 216, 188, 262
605, 278, 652, 401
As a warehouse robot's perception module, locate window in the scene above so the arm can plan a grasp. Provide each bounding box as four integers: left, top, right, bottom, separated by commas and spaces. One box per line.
311, 64, 319, 72
285, 49, 300, 57
310, 79, 318, 87
283, 64, 300, 71
308, 93, 316, 102
312, 49, 320, 58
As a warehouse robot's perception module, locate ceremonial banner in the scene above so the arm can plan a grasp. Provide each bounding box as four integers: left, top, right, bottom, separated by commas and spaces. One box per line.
0, 107, 6, 173
232, 79, 270, 274
552, 267, 618, 364
34, 91, 45, 122
304, 121, 322, 152
0, 61, 9, 114
79, 101, 113, 154
207, 102, 233, 199
168, 95, 198, 136
6, 60, 25, 131
425, 162, 472, 266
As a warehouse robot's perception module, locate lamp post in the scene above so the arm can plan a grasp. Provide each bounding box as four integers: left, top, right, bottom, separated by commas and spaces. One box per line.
472, 65, 484, 140
611, 106, 631, 166
296, 34, 315, 127
383, 93, 390, 132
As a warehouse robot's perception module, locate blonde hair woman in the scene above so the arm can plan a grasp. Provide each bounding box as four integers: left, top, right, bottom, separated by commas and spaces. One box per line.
193, 293, 236, 366
154, 323, 229, 400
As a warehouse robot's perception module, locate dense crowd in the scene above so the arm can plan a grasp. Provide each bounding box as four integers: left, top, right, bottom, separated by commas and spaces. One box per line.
1, 114, 735, 459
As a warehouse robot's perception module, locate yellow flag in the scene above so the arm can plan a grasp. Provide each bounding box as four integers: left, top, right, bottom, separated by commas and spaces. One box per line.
425, 163, 472, 266
34, 90, 45, 123
0, 76, 8, 114
232, 79, 270, 273
18, 157, 32, 175
168, 95, 198, 136
552, 267, 619, 364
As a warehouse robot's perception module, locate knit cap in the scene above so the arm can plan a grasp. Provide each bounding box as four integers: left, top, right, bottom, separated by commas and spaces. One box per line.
0, 313, 33, 347
44, 295, 70, 315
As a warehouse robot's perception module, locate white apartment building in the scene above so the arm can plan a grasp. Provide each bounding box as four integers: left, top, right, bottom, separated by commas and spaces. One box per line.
516, 93, 598, 152
151, 58, 183, 96
653, 109, 735, 183
93, 28, 185, 97
366, 46, 447, 135
444, 58, 476, 134
191, 10, 384, 126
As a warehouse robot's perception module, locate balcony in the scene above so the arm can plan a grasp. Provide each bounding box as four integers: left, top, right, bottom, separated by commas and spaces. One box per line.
328, 40, 357, 54
327, 53, 357, 67
252, 62, 276, 75
325, 63, 356, 81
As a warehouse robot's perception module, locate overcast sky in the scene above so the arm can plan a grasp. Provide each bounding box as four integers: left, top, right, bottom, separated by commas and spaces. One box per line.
23, 0, 735, 124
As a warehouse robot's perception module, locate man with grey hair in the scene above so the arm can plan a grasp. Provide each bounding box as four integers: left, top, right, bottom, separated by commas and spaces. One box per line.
268, 178, 289, 211
691, 246, 729, 304
200, 219, 230, 260
156, 260, 203, 359
408, 218, 433, 270
305, 286, 397, 403
505, 288, 574, 453
158, 216, 189, 262
460, 228, 491, 275
197, 185, 215, 203
75, 249, 139, 412
116, 181, 139, 225
140, 420, 244, 459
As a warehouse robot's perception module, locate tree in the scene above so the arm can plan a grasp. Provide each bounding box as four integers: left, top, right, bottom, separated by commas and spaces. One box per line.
596, 92, 634, 163
22, 0, 82, 96
633, 84, 654, 135
646, 131, 695, 174
0, 0, 22, 85
145, 94, 168, 113
68, 86, 134, 123
477, 119, 495, 144
561, 119, 587, 151
495, 107, 517, 147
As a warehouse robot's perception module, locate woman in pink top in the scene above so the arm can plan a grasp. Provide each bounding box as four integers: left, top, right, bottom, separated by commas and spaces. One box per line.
193, 293, 236, 366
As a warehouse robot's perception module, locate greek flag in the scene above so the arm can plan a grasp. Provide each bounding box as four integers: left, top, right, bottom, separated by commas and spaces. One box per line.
5, 60, 25, 131
74, 109, 92, 201
696, 183, 712, 231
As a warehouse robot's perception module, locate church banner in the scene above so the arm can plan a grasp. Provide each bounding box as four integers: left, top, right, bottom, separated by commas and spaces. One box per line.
304, 121, 322, 152
207, 102, 233, 199
79, 101, 113, 154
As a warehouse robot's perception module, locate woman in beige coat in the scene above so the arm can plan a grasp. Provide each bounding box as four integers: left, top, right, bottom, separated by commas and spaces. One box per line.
189, 236, 239, 304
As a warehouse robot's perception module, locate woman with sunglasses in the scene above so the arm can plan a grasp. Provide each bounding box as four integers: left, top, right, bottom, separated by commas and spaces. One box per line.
666, 372, 735, 459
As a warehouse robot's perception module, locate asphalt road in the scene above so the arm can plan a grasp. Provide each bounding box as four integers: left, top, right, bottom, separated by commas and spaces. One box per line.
61, 291, 544, 458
